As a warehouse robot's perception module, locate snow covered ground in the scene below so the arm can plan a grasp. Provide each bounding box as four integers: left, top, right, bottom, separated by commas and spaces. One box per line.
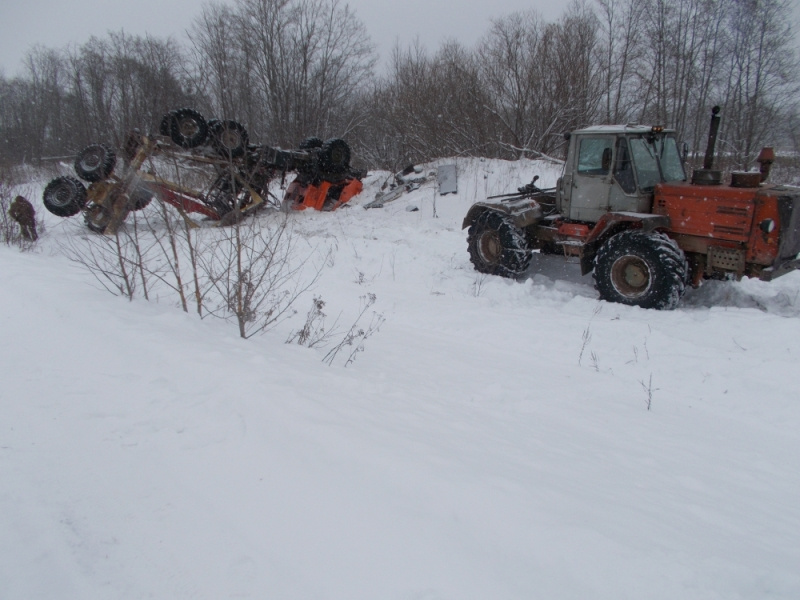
2, 158, 799, 599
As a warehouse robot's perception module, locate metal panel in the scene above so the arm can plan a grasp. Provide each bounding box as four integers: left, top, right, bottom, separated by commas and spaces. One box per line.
437, 164, 458, 195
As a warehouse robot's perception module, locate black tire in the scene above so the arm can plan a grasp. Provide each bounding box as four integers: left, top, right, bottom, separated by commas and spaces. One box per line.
84, 202, 113, 234
74, 143, 116, 182
318, 138, 350, 174
299, 136, 323, 150
128, 186, 153, 211
593, 230, 688, 310
466, 210, 531, 278
159, 110, 175, 136
169, 107, 208, 148
209, 119, 248, 159
42, 176, 87, 217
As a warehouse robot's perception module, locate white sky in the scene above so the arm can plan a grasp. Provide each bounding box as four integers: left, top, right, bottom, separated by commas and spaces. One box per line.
0, 0, 566, 77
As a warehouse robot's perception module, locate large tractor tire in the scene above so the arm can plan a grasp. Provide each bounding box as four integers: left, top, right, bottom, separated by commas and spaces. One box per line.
209, 119, 248, 159
466, 210, 531, 278
168, 108, 208, 148
593, 230, 688, 310
42, 176, 88, 217
319, 138, 351, 174
74, 143, 116, 182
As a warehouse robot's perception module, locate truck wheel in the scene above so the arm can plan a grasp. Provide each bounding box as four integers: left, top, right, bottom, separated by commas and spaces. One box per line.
209, 119, 248, 159
74, 143, 116, 182
594, 230, 687, 309
169, 108, 208, 148
319, 138, 351, 174
128, 186, 153, 211
42, 176, 87, 217
299, 136, 323, 150
467, 210, 531, 278
84, 202, 113, 234
159, 110, 175, 135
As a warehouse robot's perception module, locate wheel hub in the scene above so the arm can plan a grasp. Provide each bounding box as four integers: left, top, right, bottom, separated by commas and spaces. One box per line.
611, 255, 651, 297
81, 151, 102, 169
178, 118, 199, 137
478, 231, 502, 264
220, 130, 240, 150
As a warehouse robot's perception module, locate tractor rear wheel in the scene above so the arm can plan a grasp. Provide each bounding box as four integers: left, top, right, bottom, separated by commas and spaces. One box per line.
467, 210, 531, 278
42, 176, 87, 217
74, 143, 116, 182
593, 230, 688, 309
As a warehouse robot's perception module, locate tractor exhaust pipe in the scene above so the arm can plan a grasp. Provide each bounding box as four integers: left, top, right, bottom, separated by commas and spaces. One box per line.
703, 106, 721, 170
692, 106, 722, 185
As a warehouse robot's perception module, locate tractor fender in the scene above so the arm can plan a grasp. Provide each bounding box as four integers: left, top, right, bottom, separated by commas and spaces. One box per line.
579, 212, 672, 274
462, 199, 543, 230
585, 212, 671, 245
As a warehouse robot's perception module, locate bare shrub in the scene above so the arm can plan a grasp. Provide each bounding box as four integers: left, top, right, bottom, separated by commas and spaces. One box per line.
59, 224, 140, 299
286, 296, 337, 348
323, 293, 385, 367
197, 213, 326, 338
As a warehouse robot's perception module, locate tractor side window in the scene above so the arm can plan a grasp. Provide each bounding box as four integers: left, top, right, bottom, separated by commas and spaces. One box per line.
613, 138, 637, 194
577, 138, 614, 176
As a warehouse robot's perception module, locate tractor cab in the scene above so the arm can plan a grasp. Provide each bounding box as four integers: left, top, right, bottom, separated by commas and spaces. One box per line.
557, 125, 686, 222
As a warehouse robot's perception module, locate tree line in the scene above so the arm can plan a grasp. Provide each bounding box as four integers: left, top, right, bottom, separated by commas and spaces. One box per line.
1, 0, 797, 174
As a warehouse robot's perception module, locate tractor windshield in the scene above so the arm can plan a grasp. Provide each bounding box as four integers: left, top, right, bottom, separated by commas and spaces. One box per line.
629, 134, 686, 191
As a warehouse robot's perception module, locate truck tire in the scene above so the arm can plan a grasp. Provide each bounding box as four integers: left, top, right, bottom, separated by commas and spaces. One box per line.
74, 143, 116, 182
128, 186, 153, 211
160, 110, 177, 135
209, 119, 248, 159
42, 176, 87, 217
299, 136, 323, 150
169, 108, 208, 148
319, 138, 350, 174
467, 210, 531, 278
594, 230, 688, 310
84, 202, 113, 234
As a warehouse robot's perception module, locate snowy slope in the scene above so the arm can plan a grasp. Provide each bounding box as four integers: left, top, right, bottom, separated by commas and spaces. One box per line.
2, 158, 799, 600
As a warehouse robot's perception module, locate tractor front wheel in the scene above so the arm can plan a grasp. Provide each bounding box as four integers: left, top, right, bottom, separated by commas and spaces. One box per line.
593, 230, 688, 310
466, 210, 531, 278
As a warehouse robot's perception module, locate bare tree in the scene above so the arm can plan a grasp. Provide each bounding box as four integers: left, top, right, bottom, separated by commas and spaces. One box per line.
720, 0, 799, 168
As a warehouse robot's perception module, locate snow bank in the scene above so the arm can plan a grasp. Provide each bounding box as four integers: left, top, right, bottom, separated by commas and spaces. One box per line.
2, 157, 799, 599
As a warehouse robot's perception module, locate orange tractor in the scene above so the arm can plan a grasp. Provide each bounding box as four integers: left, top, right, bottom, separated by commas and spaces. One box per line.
463, 107, 800, 309
42, 108, 363, 233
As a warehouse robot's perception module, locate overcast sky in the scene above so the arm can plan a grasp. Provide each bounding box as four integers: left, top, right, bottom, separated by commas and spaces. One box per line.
0, 0, 566, 76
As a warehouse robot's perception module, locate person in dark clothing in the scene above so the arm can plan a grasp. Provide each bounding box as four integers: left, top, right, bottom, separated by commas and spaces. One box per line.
8, 195, 38, 241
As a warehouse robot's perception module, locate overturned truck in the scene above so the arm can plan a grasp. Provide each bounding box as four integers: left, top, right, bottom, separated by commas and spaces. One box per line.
42, 108, 364, 234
